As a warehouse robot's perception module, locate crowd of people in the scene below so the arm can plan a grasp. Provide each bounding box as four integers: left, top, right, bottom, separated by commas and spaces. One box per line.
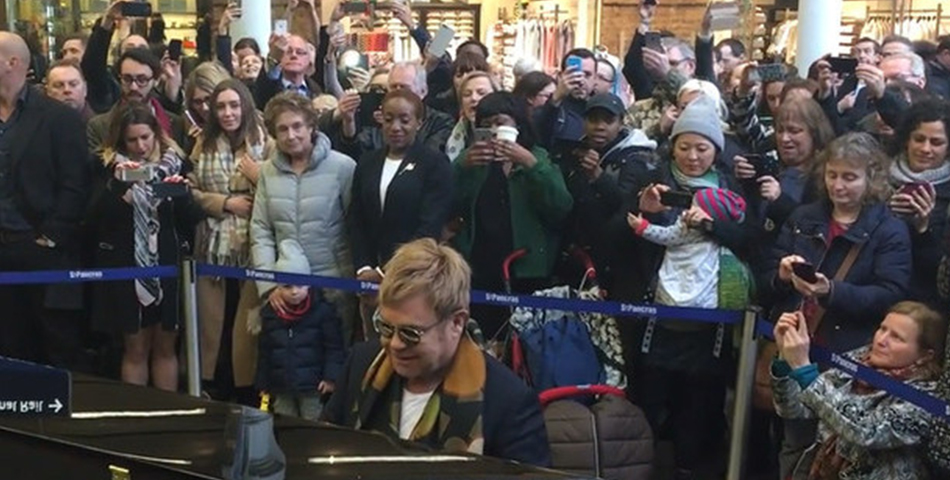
4, 0, 950, 478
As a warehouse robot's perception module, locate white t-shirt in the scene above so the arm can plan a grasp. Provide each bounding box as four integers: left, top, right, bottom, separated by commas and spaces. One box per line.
379, 158, 402, 209
399, 388, 435, 440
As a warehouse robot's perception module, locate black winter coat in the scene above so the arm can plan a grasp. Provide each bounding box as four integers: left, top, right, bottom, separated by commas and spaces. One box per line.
764, 201, 911, 352
255, 293, 345, 394
350, 142, 454, 270
322, 340, 552, 467
559, 129, 657, 287
892, 179, 950, 306
87, 157, 203, 335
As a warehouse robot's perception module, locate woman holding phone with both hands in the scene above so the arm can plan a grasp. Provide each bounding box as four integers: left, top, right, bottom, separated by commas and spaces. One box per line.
87, 102, 201, 392
770, 302, 945, 480
885, 100, 950, 305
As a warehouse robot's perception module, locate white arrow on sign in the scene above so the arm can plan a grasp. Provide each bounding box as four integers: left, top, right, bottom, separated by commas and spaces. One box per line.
48, 398, 62, 413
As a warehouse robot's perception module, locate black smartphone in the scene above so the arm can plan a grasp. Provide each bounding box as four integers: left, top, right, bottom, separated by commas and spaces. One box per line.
473, 128, 494, 143
168, 39, 183, 61
660, 190, 693, 209
827, 57, 858, 75
746, 154, 781, 179
643, 32, 663, 52
358, 91, 385, 127
756, 63, 786, 83
152, 182, 189, 198
791, 262, 818, 283
343, 1, 369, 14
121, 1, 153, 17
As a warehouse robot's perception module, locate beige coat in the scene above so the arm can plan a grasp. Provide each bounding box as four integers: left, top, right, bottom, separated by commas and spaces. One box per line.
189, 134, 274, 386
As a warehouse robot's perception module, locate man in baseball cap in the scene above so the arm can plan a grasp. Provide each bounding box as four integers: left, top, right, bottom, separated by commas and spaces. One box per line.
561, 92, 659, 284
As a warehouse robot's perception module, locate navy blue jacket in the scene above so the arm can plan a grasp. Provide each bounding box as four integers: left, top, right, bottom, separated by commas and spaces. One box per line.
255, 293, 345, 394
893, 179, 950, 306
533, 96, 586, 150
765, 201, 911, 352
322, 341, 552, 467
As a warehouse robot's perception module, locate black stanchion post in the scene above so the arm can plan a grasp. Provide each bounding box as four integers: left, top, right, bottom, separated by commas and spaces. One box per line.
727, 307, 759, 480
181, 258, 201, 397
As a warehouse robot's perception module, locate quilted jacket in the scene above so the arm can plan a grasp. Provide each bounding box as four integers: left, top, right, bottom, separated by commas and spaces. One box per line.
250, 132, 356, 296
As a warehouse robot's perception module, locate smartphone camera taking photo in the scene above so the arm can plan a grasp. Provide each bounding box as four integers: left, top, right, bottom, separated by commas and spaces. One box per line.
120, 1, 153, 17
659, 190, 694, 209
168, 39, 183, 62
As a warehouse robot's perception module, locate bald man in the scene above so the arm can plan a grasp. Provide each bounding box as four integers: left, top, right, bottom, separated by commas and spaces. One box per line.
0, 32, 89, 370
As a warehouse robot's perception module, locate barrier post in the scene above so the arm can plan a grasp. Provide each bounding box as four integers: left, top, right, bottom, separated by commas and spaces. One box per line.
726, 308, 759, 480
181, 258, 201, 397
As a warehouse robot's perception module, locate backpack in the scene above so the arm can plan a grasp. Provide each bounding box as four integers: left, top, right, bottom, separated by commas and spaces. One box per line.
520, 315, 605, 391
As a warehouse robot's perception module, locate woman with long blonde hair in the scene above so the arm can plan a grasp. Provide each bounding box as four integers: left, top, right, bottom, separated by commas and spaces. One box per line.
189, 78, 274, 404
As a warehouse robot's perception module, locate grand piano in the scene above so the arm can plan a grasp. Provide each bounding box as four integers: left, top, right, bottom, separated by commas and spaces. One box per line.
0, 368, 591, 479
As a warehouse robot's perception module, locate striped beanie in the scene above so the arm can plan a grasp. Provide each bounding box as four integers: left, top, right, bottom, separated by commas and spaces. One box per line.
695, 188, 746, 223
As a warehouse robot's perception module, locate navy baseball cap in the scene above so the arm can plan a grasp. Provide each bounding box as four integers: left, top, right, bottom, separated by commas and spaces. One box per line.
585, 93, 626, 117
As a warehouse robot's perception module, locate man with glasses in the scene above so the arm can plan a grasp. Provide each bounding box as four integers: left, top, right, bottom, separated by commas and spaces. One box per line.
322, 238, 551, 467
81, 1, 162, 113
86, 48, 186, 155
255, 34, 322, 110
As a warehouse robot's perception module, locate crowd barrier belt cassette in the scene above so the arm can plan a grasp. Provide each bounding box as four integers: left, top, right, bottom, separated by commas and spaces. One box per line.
756, 319, 950, 420
1, 264, 947, 420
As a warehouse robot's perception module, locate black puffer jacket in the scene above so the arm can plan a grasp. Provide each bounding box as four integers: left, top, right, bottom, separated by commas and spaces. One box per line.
255, 292, 346, 394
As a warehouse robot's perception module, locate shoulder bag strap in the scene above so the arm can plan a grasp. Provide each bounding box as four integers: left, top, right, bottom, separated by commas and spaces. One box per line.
807, 243, 862, 334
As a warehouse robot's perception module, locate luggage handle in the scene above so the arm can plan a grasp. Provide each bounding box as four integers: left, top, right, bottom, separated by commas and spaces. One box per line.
502, 248, 529, 292
538, 384, 626, 407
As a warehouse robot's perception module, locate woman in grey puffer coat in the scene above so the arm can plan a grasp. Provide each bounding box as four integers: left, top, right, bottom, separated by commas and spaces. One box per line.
252, 92, 356, 332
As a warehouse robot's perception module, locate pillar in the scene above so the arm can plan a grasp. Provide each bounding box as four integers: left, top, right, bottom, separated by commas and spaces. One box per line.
795, 0, 842, 74
230, 0, 272, 56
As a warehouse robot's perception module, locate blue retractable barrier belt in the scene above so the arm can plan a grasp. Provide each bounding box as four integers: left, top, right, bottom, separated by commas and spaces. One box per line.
0, 266, 178, 285
195, 264, 745, 325
2, 262, 947, 421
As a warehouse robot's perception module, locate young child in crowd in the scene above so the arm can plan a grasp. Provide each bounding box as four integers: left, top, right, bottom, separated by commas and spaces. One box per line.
256, 239, 345, 421
627, 188, 749, 310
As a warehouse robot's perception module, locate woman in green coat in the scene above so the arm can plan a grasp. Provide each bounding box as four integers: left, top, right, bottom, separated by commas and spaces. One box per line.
453, 92, 573, 337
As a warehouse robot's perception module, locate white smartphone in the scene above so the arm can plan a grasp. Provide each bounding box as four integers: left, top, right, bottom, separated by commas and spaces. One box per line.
428, 24, 455, 58
274, 19, 288, 36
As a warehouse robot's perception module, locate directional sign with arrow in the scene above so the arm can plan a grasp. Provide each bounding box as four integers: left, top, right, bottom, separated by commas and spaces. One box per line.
0, 356, 71, 417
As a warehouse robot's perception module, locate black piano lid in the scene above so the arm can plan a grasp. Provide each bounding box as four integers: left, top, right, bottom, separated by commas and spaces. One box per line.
0, 374, 590, 479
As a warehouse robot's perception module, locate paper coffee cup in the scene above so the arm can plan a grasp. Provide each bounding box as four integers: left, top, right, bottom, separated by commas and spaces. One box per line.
495, 126, 519, 142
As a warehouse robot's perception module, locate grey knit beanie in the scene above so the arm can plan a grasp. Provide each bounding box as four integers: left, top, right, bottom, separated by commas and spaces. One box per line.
670, 94, 725, 151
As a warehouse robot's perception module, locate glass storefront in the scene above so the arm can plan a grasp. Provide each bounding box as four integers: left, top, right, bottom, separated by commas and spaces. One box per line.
8, 0, 199, 62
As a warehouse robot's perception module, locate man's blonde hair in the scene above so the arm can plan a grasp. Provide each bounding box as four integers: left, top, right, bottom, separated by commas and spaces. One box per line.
380, 239, 471, 320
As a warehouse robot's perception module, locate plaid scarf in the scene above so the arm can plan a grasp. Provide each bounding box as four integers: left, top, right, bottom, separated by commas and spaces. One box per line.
352, 335, 485, 454
114, 149, 182, 306
808, 350, 930, 480
192, 132, 268, 267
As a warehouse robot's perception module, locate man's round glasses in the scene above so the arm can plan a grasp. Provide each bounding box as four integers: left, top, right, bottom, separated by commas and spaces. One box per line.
373, 310, 444, 346
120, 75, 153, 87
